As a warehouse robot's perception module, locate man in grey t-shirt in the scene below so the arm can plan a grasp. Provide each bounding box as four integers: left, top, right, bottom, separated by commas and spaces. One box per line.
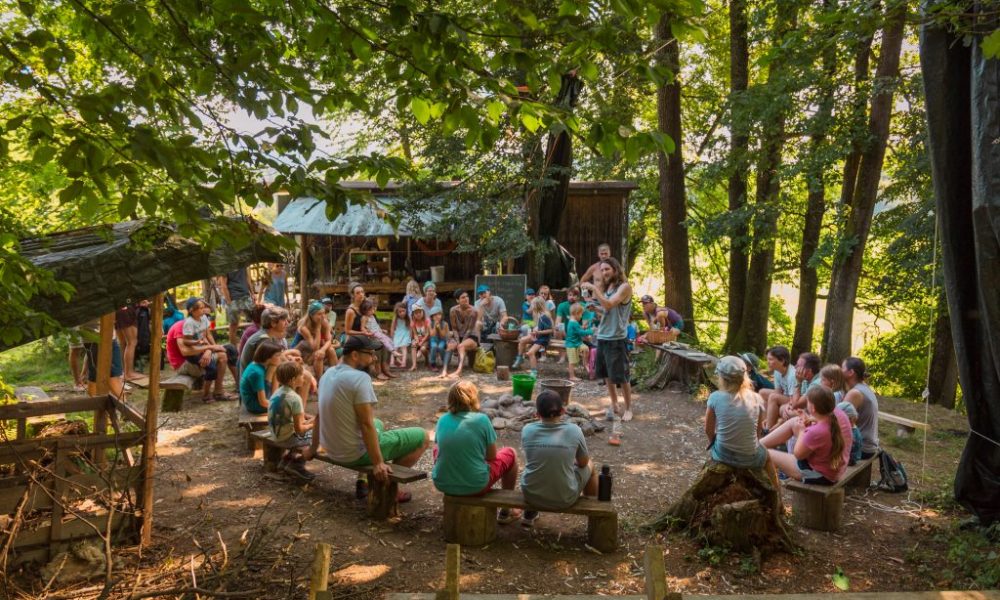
520, 391, 599, 524
305, 336, 428, 494
842, 356, 880, 458
475, 284, 510, 337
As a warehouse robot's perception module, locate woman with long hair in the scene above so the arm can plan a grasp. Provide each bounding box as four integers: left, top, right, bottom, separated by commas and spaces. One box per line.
293, 301, 338, 374
763, 386, 852, 484
705, 356, 767, 468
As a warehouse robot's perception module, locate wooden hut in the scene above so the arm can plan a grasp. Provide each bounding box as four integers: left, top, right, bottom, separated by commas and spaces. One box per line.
274, 181, 636, 306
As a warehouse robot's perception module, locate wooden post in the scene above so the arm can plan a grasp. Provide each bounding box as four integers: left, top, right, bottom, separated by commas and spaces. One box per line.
140, 293, 164, 546
436, 544, 460, 600
643, 545, 667, 600
308, 542, 332, 600
300, 234, 310, 311
94, 312, 114, 465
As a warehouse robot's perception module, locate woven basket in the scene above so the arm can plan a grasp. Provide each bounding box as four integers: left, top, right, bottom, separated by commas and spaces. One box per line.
644, 329, 672, 345
498, 319, 521, 341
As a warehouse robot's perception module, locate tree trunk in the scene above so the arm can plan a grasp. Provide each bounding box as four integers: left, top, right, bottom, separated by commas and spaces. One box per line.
792, 0, 836, 359
822, 3, 906, 363
838, 10, 877, 210
656, 13, 695, 338
927, 290, 959, 409
729, 3, 797, 355
723, 0, 750, 353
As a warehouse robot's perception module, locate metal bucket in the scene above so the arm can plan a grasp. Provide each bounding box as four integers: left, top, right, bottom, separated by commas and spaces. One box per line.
430, 265, 445, 283
538, 378, 575, 405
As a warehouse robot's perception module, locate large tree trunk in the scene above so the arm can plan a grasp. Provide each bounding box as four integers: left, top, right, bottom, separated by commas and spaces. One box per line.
792, 0, 836, 359
723, 0, 750, 352
656, 13, 695, 338
728, 3, 797, 355
838, 8, 877, 209
927, 290, 959, 409
822, 4, 906, 363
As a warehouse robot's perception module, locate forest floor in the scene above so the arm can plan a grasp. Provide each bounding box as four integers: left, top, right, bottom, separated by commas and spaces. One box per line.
3, 344, 997, 599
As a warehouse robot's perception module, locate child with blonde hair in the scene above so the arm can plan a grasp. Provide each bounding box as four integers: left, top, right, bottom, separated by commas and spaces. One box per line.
409, 306, 431, 371
564, 303, 593, 381
704, 356, 767, 468
820, 364, 846, 402
512, 297, 554, 377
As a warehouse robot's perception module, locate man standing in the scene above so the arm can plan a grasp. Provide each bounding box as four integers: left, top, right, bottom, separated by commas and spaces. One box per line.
444, 290, 479, 378
305, 336, 429, 499
580, 257, 634, 441
475, 284, 510, 337
221, 267, 254, 344
579, 243, 612, 284
842, 356, 880, 459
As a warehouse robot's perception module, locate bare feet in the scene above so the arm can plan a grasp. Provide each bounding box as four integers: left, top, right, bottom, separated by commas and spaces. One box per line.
376, 374, 389, 381
409, 365, 416, 372
568, 376, 580, 382
622, 409, 633, 422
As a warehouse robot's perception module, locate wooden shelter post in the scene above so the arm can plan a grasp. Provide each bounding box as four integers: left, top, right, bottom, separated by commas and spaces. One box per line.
299, 234, 310, 311
141, 293, 164, 545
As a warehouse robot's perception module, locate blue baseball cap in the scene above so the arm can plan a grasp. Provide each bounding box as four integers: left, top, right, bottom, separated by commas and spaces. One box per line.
525, 288, 535, 296
186, 297, 205, 312
476, 284, 490, 295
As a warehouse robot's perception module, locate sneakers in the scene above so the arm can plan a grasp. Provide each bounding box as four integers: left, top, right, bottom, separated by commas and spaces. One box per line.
521, 510, 539, 528
497, 508, 522, 524
512, 355, 523, 370
283, 459, 316, 482
355, 477, 369, 499
530, 369, 538, 379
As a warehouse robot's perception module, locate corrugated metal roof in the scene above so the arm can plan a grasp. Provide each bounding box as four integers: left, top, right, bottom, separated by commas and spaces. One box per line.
272, 197, 434, 237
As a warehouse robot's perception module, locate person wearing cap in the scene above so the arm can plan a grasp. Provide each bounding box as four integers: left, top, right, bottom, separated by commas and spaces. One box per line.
639, 295, 683, 343
182, 297, 236, 402
579, 243, 613, 285
411, 281, 443, 319
705, 356, 767, 469
580, 257, 634, 431
521, 288, 536, 323
474, 284, 510, 338
444, 289, 479, 378
320, 296, 337, 331
305, 336, 430, 500
739, 352, 775, 393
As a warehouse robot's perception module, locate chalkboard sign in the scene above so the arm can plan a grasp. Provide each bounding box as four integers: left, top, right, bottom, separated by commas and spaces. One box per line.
474, 274, 527, 322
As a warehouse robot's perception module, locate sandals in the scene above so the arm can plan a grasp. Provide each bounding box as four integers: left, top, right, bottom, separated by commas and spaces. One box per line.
497, 508, 522, 524
213, 392, 237, 402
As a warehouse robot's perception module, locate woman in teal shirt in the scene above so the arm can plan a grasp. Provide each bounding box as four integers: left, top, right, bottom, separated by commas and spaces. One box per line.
432, 381, 520, 522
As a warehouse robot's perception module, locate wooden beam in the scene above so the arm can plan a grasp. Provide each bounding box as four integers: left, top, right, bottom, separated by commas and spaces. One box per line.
308, 542, 332, 600
140, 293, 163, 546
643, 545, 672, 600
436, 544, 460, 600
300, 234, 310, 311
95, 313, 114, 396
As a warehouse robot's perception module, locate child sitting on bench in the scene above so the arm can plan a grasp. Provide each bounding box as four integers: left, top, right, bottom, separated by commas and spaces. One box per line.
759, 386, 852, 484
520, 390, 599, 528
269, 361, 315, 481
837, 401, 863, 466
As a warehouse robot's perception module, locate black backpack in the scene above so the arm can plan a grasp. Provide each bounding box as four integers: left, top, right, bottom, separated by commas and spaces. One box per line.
876, 450, 908, 492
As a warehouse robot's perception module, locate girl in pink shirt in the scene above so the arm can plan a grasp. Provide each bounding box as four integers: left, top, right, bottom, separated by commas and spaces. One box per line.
767, 386, 851, 484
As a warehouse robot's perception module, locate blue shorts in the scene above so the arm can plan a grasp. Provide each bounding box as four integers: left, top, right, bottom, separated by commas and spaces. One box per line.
186, 353, 219, 381
84, 340, 123, 382
796, 458, 835, 486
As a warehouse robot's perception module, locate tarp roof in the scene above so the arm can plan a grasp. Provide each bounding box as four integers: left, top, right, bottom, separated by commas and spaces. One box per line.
272, 196, 439, 237
13, 218, 282, 350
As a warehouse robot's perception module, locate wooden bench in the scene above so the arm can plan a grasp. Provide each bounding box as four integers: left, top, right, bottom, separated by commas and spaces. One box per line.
250, 430, 427, 519
160, 374, 199, 412
880, 411, 930, 437
783, 453, 879, 531
443, 489, 618, 552
238, 408, 269, 454
12, 387, 63, 438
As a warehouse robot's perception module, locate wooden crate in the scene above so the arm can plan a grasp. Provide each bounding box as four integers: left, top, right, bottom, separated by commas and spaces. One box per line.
0, 395, 149, 566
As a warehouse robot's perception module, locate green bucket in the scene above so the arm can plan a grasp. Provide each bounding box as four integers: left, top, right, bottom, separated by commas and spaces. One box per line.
511, 373, 536, 400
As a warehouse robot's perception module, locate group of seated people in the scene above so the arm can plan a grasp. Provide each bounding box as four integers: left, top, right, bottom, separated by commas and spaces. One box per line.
705, 347, 879, 486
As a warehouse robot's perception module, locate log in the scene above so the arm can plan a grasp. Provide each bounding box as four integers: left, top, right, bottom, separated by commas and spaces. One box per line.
643, 350, 714, 390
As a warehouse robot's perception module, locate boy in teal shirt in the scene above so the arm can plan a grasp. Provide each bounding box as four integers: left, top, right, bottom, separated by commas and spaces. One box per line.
564, 303, 593, 381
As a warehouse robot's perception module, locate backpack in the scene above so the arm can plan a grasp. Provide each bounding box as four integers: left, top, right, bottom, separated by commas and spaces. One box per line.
876, 450, 908, 492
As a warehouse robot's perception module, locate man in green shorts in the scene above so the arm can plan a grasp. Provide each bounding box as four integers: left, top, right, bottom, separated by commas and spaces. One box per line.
304, 336, 429, 501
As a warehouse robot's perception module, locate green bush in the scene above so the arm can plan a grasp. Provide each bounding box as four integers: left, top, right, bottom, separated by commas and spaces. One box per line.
860, 317, 929, 399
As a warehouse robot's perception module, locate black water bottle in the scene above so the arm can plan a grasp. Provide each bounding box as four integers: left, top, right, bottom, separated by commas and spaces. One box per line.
598, 464, 613, 501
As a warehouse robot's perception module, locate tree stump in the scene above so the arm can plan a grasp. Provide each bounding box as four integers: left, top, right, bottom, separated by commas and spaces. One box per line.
643, 350, 714, 391
646, 460, 794, 554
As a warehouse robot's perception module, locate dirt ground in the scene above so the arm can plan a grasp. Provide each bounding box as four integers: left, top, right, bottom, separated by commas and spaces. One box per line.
14, 356, 982, 598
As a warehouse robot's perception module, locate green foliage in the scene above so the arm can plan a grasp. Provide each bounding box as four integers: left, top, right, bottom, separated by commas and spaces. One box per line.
859, 309, 932, 399
767, 297, 793, 351
933, 522, 1000, 589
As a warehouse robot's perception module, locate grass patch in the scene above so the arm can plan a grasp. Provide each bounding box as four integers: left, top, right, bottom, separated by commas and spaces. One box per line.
0, 337, 70, 392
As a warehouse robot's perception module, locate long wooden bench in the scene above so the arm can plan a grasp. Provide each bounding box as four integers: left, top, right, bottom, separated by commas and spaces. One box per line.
443, 489, 618, 552
783, 453, 879, 531
159, 373, 200, 412
238, 408, 269, 454
250, 430, 427, 519
880, 411, 929, 437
